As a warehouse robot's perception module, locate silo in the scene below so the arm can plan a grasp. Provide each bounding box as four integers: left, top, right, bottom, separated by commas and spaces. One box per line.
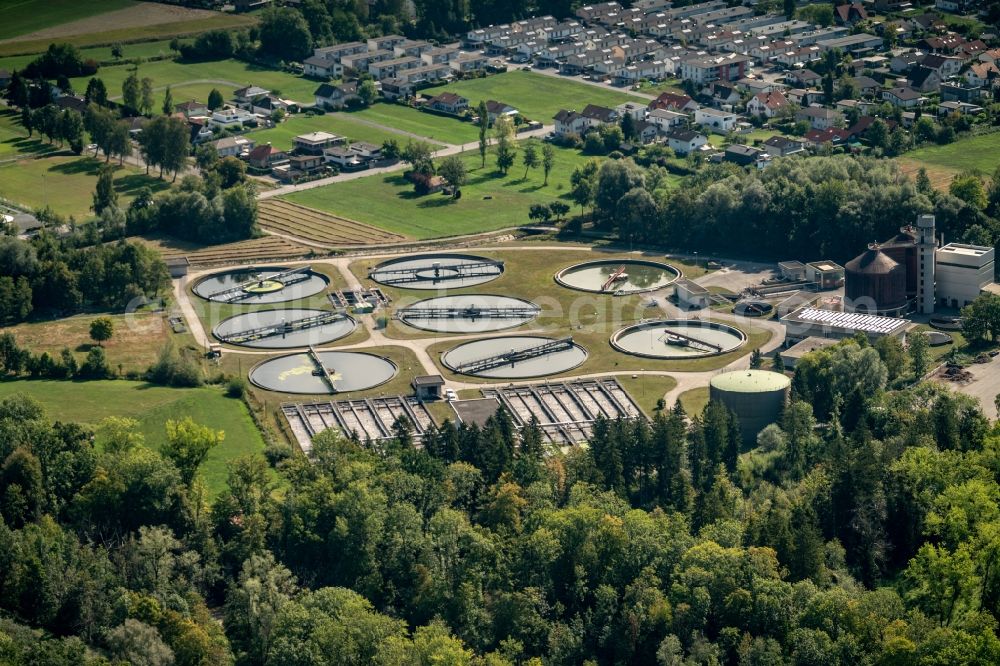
709, 370, 790, 445
845, 244, 907, 314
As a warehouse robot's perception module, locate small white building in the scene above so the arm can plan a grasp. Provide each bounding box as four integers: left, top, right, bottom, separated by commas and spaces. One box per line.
695, 107, 738, 132
675, 278, 711, 308
936, 243, 995, 308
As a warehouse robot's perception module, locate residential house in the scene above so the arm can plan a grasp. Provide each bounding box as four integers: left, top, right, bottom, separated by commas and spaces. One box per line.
786, 88, 824, 107
212, 135, 255, 158
303, 56, 342, 78
836, 98, 877, 116
581, 104, 619, 125
232, 85, 270, 105
484, 100, 518, 123
816, 33, 883, 55
648, 91, 698, 113
380, 78, 416, 101
647, 108, 688, 132
882, 86, 926, 108
724, 144, 769, 169
796, 106, 844, 130
251, 95, 293, 117
186, 119, 213, 144
368, 56, 421, 81
554, 109, 594, 136
803, 127, 850, 147
709, 82, 741, 109
966, 61, 1000, 88
615, 101, 647, 121
850, 75, 881, 97
834, 3, 868, 26
665, 129, 708, 155
632, 120, 660, 144
785, 68, 821, 88
287, 154, 325, 176
680, 53, 750, 84
762, 135, 805, 157
890, 51, 923, 74
247, 143, 288, 170
450, 52, 489, 74
746, 91, 789, 118
209, 107, 255, 129
935, 0, 980, 12
695, 107, 738, 132
349, 142, 382, 161
393, 39, 433, 58
938, 100, 984, 116
426, 92, 469, 115
421, 46, 459, 65
367, 35, 408, 52
313, 82, 359, 109
323, 146, 366, 171
920, 53, 963, 78
340, 50, 392, 73
940, 81, 984, 103
397, 64, 452, 84
613, 60, 667, 86
293, 131, 342, 155
312, 41, 367, 63
908, 66, 942, 92
175, 100, 208, 117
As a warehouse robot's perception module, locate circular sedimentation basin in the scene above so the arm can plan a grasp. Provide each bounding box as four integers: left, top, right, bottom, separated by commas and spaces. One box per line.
397, 294, 539, 333
249, 351, 397, 394
611, 320, 746, 359
924, 331, 954, 346
555, 259, 680, 295
193, 266, 328, 304
369, 253, 503, 290
213, 308, 356, 349
442, 335, 587, 379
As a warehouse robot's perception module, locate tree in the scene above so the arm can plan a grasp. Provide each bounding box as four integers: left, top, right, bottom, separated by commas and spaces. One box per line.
522, 140, 539, 179
784, 0, 796, 19
438, 155, 467, 195
750, 348, 762, 369
478, 100, 489, 168
109, 120, 132, 165
89, 317, 114, 346
92, 166, 118, 215
875, 335, 907, 381
161, 85, 173, 116
207, 88, 224, 111
570, 159, 599, 213
140, 77, 155, 116
258, 7, 313, 62
541, 143, 555, 186
111, 43, 124, 60
122, 69, 140, 112
162, 417, 224, 485
225, 552, 298, 665
528, 203, 553, 224
84, 77, 107, 106
950, 172, 988, 210
107, 619, 174, 666
961, 293, 1000, 342
549, 201, 570, 220
58, 108, 84, 154
621, 113, 636, 141
358, 79, 378, 106
909, 331, 929, 379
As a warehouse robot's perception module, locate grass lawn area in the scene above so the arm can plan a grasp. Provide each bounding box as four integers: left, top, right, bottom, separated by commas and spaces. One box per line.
0, 110, 56, 160
283, 142, 594, 239
421, 70, 646, 122
69, 57, 321, 107
0, 15, 255, 57
617, 374, 677, 416
0, 379, 267, 497
0, 155, 171, 218
633, 79, 684, 97
0, 39, 183, 72
904, 133, 1000, 179
246, 114, 441, 152
1, 311, 171, 375
0, 0, 136, 41
678, 386, 709, 415
350, 103, 480, 145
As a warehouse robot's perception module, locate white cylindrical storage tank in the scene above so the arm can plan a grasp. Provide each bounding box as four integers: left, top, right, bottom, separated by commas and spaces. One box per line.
709, 370, 791, 445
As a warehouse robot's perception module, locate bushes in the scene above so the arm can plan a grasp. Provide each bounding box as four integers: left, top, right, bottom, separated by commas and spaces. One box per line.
226, 376, 246, 399
148, 343, 203, 388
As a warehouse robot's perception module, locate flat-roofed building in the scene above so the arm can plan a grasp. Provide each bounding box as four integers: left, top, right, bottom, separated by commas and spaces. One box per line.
779, 336, 841, 369
781, 306, 910, 345
675, 278, 711, 308
936, 243, 995, 308
806, 261, 845, 290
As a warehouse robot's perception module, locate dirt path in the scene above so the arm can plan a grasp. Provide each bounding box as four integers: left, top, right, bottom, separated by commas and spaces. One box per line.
5, 4, 221, 43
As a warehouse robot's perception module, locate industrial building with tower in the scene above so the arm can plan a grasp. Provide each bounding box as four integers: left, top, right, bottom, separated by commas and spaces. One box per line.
843, 214, 994, 315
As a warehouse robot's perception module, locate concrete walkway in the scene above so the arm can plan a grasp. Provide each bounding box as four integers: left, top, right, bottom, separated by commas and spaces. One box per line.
174, 246, 785, 407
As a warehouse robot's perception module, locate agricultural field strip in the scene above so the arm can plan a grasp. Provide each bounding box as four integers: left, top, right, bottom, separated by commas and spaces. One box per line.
258, 200, 404, 244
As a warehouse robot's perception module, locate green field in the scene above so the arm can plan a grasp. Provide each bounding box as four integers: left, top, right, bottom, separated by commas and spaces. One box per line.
0, 39, 183, 73
0, 155, 171, 218
0, 110, 56, 160
421, 70, 646, 122
69, 57, 322, 107
351, 104, 480, 145
0, 379, 267, 496
247, 113, 440, 152
0, 0, 136, 41
283, 142, 593, 239
905, 132, 1000, 175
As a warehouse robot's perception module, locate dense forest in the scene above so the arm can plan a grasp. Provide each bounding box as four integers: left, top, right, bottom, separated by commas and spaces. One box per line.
4, 337, 1000, 664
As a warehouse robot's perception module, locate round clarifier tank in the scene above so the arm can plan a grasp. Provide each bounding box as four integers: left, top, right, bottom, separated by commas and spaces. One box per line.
709, 370, 791, 444
555, 259, 680, 295
442, 335, 587, 378
248, 351, 397, 394
369, 253, 503, 290
193, 266, 328, 304
611, 320, 746, 359
213, 309, 356, 349
397, 294, 539, 333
